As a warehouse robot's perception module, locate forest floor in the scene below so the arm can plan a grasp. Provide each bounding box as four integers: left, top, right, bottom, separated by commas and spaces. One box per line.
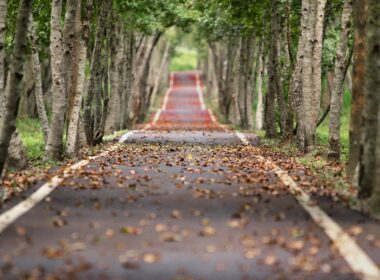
0, 71, 379, 279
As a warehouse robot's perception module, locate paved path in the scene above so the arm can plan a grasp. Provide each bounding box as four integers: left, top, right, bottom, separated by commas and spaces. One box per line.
0, 71, 380, 279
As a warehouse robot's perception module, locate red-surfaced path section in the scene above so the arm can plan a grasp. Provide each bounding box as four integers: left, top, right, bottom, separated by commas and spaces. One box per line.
150, 71, 222, 131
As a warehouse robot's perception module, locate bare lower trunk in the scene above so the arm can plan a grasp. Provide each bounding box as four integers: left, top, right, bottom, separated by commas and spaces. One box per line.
105, 16, 122, 134
29, 15, 49, 143
66, 0, 93, 156
130, 33, 161, 125
302, 0, 317, 153
44, 0, 67, 161
255, 43, 265, 130
0, 0, 32, 174
359, 0, 380, 201
328, 0, 353, 161
347, 0, 367, 180
209, 42, 226, 117
0, 0, 6, 92
271, 0, 286, 133
308, 0, 327, 151
238, 35, 255, 129
301, 0, 327, 153
151, 41, 170, 105
83, 0, 108, 145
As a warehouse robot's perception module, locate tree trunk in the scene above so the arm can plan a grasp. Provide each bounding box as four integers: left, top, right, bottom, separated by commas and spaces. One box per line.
83, 0, 108, 145
271, 0, 286, 134
0, 0, 32, 174
256, 42, 265, 130
224, 38, 238, 123
359, 0, 379, 200
44, 0, 68, 161
0, 0, 7, 93
347, 0, 367, 180
62, 0, 78, 96
105, 15, 122, 134
266, 45, 277, 139
151, 41, 170, 106
328, 0, 353, 161
66, 0, 93, 156
237, 35, 255, 130
308, 0, 327, 151
301, 0, 327, 153
93, 21, 111, 145
29, 15, 49, 143
130, 33, 162, 125
209, 42, 226, 118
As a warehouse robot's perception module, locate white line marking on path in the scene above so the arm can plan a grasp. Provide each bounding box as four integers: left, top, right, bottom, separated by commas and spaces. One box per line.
0, 144, 126, 234
233, 132, 380, 280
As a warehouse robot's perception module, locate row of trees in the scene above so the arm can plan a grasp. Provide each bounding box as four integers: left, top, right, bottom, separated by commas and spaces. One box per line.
0, 0, 194, 174
192, 0, 379, 211
0, 0, 379, 211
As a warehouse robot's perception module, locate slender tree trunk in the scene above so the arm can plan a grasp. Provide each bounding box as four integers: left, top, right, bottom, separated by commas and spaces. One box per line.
306, 0, 327, 152
105, 15, 122, 134
93, 21, 110, 145
151, 41, 170, 106
286, 0, 295, 69
83, 0, 108, 145
244, 36, 255, 129
130, 33, 162, 125
29, 15, 49, 143
256, 44, 265, 130
302, 0, 317, 153
359, 0, 380, 200
237, 36, 247, 128
0, 0, 6, 93
121, 31, 134, 129
224, 38, 238, 123
66, 0, 93, 156
44, 0, 67, 161
271, 0, 286, 134
0, 0, 32, 174
347, 0, 367, 180
209, 42, 226, 117
328, 0, 353, 161
266, 44, 277, 138
301, 0, 328, 153
289, 0, 307, 150
62, 0, 78, 96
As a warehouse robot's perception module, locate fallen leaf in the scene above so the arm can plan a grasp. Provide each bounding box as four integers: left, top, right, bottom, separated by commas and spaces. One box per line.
142, 253, 161, 264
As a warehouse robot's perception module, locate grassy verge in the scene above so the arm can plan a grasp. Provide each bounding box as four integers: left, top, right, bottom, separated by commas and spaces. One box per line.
17, 118, 45, 166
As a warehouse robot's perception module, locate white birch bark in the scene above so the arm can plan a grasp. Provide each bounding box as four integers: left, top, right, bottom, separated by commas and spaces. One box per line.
44, 0, 67, 161
29, 15, 49, 143
328, 0, 353, 161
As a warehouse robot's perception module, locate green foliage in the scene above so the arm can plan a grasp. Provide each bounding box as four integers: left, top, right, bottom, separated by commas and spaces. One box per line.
170, 46, 197, 71
115, 0, 198, 34
16, 118, 45, 164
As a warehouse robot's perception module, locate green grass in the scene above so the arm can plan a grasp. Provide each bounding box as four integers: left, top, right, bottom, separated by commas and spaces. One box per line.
16, 118, 45, 165
316, 88, 351, 162
170, 47, 197, 72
